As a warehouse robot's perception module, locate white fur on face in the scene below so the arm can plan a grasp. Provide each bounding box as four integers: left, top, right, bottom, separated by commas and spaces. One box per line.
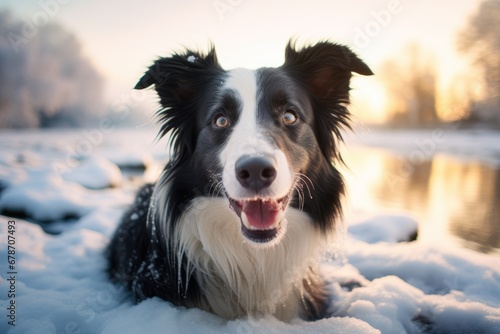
220, 68, 293, 200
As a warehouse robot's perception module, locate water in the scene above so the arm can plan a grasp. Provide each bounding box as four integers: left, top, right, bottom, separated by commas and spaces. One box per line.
340, 146, 500, 255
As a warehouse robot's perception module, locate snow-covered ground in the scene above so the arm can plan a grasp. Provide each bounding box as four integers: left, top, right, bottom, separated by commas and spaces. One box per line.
0, 129, 499, 333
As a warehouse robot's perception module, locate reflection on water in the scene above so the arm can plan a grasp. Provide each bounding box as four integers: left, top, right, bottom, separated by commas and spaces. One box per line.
340, 146, 500, 255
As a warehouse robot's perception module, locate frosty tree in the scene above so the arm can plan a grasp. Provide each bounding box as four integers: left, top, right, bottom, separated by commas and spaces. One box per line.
458, 0, 500, 123
380, 44, 438, 128
0, 11, 104, 128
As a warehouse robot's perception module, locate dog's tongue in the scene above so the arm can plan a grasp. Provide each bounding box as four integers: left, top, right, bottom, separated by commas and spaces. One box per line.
242, 199, 281, 229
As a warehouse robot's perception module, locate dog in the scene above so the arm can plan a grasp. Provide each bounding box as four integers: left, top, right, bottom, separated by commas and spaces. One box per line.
107, 40, 372, 321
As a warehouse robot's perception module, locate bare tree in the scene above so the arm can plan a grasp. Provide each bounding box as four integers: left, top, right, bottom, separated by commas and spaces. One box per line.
380, 44, 438, 127
458, 0, 500, 123
0, 11, 104, 128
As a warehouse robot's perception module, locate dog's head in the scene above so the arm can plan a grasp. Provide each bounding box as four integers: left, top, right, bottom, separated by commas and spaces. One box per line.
136, 41, 372, 247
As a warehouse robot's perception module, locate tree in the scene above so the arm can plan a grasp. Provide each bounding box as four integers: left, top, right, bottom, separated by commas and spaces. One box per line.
0, 11, 104, 128
380, 44, 438, 127
458, 0, 500, 123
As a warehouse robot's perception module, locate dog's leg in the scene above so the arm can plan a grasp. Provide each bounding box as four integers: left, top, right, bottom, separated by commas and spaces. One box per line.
300, 268, 330, 321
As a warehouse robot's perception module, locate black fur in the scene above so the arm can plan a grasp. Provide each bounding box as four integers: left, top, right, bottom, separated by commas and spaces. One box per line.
107, 40, 372, 320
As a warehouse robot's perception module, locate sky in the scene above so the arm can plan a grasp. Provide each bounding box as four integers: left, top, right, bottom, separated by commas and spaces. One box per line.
0, 0, 483, 124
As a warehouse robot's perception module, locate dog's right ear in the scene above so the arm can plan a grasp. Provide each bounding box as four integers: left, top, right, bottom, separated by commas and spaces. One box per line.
134, 47, 223, 105
134, 47, 224, 156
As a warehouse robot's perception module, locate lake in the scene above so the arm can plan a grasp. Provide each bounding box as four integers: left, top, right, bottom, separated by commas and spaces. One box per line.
340, 144, 500, 256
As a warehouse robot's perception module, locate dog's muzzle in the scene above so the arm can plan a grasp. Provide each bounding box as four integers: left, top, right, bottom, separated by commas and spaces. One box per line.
227, 154, 292, 244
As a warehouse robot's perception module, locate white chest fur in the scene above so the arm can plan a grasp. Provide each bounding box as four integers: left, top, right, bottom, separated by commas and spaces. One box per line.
173, 197, 329, 320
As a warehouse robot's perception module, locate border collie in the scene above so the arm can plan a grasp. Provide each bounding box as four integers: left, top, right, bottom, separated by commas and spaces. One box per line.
108, 40, 372, 321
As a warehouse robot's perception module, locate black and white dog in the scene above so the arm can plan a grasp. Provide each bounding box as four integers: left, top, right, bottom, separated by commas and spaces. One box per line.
108, 40, 372, 321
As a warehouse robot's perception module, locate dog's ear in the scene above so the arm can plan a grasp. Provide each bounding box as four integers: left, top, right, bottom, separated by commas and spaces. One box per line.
135, 47, 224, 159
135, 47, 223, 103
283, 41, 373, 161
283, 41, 373, 101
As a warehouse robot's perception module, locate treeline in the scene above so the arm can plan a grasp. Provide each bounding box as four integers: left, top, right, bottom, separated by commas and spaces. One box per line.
0, 10, 104, 128
381, 0, 500, 128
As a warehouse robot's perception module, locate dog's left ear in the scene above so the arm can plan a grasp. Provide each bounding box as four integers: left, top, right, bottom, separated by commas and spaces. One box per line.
282, 41, 373, 100
283, 41, 373, 162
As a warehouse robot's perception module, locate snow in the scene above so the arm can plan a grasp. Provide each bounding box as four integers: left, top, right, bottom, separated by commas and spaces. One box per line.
0, 129, 499, 333
62, 156, 122, 189
0, 166, 131, 224
348, 214, 418, 244
100, 149, 152, 170
0, 168, 93, 222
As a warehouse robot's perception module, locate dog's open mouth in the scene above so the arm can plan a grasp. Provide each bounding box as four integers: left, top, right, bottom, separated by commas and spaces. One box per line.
228, 194, 291, 243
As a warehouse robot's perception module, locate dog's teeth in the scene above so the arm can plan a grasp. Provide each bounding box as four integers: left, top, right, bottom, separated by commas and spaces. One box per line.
247, 224, 278, 231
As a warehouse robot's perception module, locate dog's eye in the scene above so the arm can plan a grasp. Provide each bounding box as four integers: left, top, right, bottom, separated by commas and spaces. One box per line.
214, 115, 230, 128
282, 111, 298, 125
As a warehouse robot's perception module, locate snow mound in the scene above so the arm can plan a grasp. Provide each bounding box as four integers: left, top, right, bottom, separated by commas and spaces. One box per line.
330, 270, 500, 334
62, 156, 122, 189
345, 238, 500, 306
0, 168, 92, 222
101, 149, 153, 170
348, 214, 418, 243
0, 167, 28, 192
327, 237, 500, 333
0, 167, 131, 224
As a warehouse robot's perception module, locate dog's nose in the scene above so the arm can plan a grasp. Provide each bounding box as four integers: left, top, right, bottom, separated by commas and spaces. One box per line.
235, 155, 277, 191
